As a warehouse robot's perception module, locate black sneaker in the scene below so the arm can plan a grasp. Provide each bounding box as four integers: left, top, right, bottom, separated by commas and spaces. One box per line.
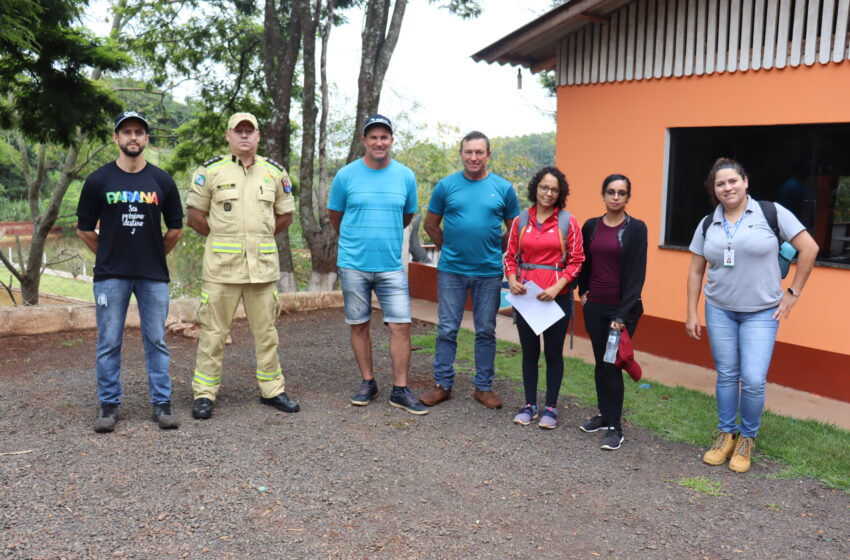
351, 380, 378, 406
600, 427, 624, 450
192, 398, 214, 419
152, 402, 180, 429
389, 387, 429, 415
580, 414, 608, 433
93, 403, 119, 433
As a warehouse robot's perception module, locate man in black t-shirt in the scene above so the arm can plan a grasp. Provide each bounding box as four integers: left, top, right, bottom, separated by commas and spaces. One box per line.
76, 111, 184, 433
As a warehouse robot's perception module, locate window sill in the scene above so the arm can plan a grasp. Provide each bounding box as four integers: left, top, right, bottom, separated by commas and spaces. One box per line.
657, 245, 850, 270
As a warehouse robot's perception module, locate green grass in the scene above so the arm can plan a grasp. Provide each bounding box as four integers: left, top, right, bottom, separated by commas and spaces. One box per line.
412, 327, 850, 493
672, 476, 727, 496
4, 274, 95, 303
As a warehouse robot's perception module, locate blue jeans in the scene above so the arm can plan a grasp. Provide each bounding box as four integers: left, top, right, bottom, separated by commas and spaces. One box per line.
339, 267, 411, 324
433, 271, 501, 391
93, 278, 172, 405
705, 301, 779, 438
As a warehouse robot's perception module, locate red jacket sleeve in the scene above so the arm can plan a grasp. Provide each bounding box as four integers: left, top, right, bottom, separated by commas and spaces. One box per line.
504, 216, 521, 278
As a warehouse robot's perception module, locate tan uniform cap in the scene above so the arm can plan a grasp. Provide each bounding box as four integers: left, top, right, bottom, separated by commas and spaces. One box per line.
227, 112, 259, 130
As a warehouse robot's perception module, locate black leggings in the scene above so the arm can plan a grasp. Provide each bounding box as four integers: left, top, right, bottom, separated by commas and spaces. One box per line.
515, 294, 572, 408
582, 300, 638, 431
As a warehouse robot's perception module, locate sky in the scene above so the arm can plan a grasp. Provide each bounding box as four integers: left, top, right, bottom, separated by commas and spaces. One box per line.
85, 0, 557, 140
326, 0, 557, 139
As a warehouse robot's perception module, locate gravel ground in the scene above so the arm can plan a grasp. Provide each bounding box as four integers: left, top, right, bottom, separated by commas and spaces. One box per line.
1, 308, 848, 560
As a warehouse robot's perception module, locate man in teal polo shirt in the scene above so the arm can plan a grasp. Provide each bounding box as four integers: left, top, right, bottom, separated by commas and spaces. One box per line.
422, 131, 520, 409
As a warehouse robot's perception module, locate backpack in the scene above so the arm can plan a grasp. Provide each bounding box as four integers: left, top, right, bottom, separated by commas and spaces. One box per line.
516, 209, 572, 270
700, 199, 796, 278
514, 208, 576, 347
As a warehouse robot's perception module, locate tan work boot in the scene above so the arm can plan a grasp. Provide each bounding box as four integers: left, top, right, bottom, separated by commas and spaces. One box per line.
419, 384, 451, 407
702, 431, 736, 465
729, 436, 755, 473
472, 389, 503, 409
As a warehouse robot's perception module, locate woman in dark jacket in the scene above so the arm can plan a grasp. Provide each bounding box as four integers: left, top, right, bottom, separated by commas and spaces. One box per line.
577, 174, 647, 450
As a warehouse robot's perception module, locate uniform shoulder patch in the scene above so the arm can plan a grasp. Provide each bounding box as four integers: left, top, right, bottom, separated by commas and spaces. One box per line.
202, 155, 224, 167
263, 157, 285, 173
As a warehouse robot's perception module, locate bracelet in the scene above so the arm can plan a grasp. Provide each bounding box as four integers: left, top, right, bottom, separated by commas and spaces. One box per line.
787, 287, 800, 297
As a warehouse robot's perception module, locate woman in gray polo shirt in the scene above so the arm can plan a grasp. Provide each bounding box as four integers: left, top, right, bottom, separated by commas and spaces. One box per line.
685, 158, 818, 473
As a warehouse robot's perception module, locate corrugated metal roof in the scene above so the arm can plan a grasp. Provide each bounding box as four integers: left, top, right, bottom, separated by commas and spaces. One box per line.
471, 0, 633, 72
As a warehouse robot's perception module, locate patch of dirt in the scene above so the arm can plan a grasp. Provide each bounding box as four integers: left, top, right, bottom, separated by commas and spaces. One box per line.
0, 308, 848, 559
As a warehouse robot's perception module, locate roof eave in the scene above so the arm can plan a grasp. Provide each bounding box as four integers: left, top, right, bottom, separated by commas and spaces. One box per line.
471, 0, 630, 72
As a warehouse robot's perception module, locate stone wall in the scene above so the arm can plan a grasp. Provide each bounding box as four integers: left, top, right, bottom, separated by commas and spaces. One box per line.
0, 292, 344, 337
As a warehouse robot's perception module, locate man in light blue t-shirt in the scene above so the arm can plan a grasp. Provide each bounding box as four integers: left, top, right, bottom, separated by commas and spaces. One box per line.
422, 131, 520, 409
328, 114, 427, 415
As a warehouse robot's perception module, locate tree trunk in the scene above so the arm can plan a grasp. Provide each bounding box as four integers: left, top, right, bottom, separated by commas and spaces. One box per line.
18, 145, 81, 305
345, 0, 408, 163
295, 0, 339, 292
317, 0, 334, 209
263, 0, 303, 292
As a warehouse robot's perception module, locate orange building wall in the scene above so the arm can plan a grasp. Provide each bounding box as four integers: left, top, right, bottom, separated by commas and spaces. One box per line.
556, 61, 850, 400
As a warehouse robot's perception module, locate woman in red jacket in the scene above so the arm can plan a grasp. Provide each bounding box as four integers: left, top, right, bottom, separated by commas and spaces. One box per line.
504, 166, 585, 429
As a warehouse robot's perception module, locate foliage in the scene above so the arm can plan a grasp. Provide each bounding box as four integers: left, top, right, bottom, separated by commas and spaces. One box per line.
120, 0, 273, 174
835, 177, 850, 223
0, 0, 128, 146
0, 199, 42, 222
490, 131, 556, 194
394, 129, 556, 222
102, 77, 193, 145
412, 328, 850, 493
0, 0, 42, 50
538, 69, 556, 97
429, 0, 481, 19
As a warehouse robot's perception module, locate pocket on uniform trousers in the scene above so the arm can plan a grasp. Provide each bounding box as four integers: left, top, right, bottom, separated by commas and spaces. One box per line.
271, 288, 280, 321
196, 290, 210, 326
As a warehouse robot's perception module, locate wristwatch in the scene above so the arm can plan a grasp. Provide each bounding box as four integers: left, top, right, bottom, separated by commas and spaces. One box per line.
787, 287, 800, 296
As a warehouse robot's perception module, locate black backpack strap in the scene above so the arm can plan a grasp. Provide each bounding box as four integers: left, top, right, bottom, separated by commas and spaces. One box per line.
757, 199, 782, 246
701, 214, 712, 238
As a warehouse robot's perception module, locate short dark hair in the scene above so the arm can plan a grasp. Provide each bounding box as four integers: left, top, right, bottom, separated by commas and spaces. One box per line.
601, 174, 632, 196
527, 166, 569, 208
460, 130, 490, 153
705, 157, 747, 205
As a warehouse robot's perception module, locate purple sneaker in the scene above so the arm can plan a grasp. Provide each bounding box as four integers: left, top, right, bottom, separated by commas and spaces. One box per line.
513, 404, 538, 426
538, 406, 558, 429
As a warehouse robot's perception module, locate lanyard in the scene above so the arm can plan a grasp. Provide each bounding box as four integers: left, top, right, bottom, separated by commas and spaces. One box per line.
721, 213, 745, 248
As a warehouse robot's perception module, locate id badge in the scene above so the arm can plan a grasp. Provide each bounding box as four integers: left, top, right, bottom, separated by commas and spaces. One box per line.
723, 248, 735, 267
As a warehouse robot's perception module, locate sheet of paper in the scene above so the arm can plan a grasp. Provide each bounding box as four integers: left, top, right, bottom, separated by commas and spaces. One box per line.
504, 281, 566, 335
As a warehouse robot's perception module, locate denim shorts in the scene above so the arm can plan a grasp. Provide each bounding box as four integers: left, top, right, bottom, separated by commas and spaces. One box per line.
339, 267, 410, 324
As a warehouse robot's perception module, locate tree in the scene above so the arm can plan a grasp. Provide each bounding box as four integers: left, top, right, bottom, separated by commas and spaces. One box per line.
344, 0, 481, 164
0, 0, 127, 146
0, 0, 41, 51
290, 0, 345, 290
262, 0, 303, 292
0, 0, 127, 305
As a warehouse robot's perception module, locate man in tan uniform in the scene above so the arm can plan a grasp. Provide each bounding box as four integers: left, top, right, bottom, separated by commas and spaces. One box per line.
186, 112, 299, 419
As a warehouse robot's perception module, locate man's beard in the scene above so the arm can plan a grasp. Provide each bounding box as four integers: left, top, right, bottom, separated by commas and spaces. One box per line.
120, 144, 144, 157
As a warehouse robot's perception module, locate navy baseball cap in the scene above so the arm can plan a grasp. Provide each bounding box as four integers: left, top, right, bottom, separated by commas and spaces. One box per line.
114, 111, 150, 133
363, 114, 393, 135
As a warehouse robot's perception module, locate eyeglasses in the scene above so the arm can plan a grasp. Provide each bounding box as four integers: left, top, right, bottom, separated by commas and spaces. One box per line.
538, 186, 560, 194
605, 189, 629, 197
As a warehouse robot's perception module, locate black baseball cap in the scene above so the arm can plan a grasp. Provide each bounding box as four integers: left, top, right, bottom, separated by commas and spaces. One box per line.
114, 111, 150, 133
363, 114, 393, 135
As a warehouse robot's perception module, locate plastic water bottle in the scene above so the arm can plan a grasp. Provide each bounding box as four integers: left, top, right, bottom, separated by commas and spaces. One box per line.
603, 327, 620, 364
